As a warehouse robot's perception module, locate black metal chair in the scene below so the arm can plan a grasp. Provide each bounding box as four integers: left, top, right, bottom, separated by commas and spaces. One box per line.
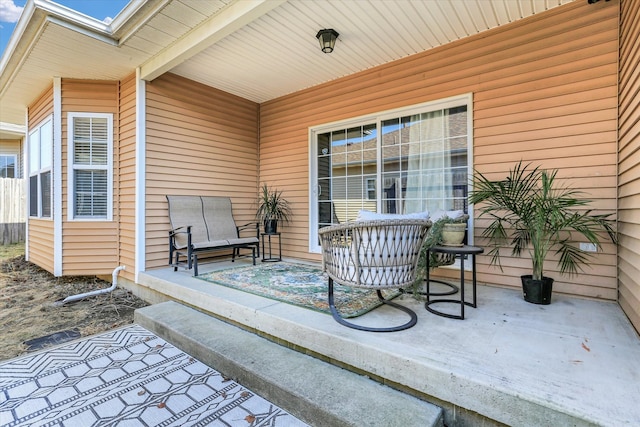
318, 219, 431, 332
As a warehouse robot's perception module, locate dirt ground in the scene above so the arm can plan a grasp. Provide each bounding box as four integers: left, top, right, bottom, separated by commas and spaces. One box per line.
0, 243, 148, 362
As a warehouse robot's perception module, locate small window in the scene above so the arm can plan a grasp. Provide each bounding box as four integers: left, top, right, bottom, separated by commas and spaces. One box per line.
68, 113, 113, 220
28, 118, 52, 218
366, 178, 376, 200
0, 155, 17, 178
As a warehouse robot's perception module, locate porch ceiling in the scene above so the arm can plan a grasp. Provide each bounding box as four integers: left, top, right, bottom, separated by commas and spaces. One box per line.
0, 0, 575, 127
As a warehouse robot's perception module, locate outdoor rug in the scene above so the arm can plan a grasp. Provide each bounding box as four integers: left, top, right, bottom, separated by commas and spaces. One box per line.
197, 262, 400, 318
0, 325, 308, 427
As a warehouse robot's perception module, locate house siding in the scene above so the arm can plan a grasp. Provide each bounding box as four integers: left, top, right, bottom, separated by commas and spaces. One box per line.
144, 73, 259, 270
60, 79, 119, 275
26, 85, 54, 273
260, 0, 619, 299
618, 0, 640, 331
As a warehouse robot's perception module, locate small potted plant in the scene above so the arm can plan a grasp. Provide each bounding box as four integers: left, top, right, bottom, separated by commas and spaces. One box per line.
256, 183, 292, 234
412, 213, 468, 297
469, 161, 617, 304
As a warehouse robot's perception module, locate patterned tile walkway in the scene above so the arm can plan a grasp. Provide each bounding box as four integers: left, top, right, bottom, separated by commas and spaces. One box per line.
0, 325, 309, 427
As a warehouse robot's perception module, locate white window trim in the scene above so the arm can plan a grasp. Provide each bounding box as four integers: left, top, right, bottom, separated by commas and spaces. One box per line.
28, 116, 53, 219
0, 154, 18, 178
308, 93, 474, 254
67, 112, 114, 221
366, 178, 376, 200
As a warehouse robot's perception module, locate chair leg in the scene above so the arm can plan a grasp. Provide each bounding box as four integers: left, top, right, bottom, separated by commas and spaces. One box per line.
173, 251, 179, 272
192, 254, 198, 277
328, 278, 417, 332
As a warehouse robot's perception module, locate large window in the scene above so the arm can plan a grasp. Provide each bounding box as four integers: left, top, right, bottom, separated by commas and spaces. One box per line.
310, 95, 472, 252
68, 113, 113, 220
29, 118, 53, 218
0, 155, 17, 178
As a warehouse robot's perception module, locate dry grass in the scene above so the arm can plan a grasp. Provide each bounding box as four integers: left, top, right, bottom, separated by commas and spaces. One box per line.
0, 243, 148, 361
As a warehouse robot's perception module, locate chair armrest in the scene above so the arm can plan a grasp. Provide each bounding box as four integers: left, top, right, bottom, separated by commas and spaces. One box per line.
237, 222, 259, 231
237, 222, 259, 238
169, 225, 191, 237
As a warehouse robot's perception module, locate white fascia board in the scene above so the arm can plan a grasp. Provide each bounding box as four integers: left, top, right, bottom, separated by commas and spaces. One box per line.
0, 0, 37, 74
46, 16, 115, 46
0, 122, 26, 135
109, 0, 149, 31
0, 5, 45, 99
34, 0, 111, 33
110, 0, 169, 45
140, 0, 287, 81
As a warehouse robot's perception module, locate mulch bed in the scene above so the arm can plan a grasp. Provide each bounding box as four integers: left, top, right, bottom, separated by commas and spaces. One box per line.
0, 246, 148, 361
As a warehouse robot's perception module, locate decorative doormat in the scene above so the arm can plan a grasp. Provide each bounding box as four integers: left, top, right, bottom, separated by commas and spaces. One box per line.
0, 325, 308, 426
198, 262, 400, 318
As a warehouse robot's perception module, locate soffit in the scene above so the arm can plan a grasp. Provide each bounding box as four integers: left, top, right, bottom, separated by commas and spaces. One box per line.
0, 0, 576, 127
170, 0, 576, 103
0, 0, 232, 125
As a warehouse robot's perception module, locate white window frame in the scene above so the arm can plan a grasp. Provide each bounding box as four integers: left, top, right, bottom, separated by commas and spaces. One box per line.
0, 154, 17, 178
366, 178, 376, 200
309, 93, 473, 253
28, 117, 53, 218
67, 112, 113, 221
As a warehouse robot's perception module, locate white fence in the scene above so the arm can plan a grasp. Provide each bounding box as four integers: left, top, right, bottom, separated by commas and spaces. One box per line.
0, 178, 26, 245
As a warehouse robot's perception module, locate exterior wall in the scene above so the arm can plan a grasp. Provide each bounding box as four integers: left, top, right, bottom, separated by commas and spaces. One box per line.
260, 0, 619, 299
145, 73, 259, 270
60, 79, 119, 275
27, 85, 54, 273
0, 139, 23, 178
117, 72, 137, 283
618, 0, 640, 331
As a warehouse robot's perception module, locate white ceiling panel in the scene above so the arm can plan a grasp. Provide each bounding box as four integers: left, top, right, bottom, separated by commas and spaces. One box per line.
1, 0, 576, 126
170, 0, 575, 103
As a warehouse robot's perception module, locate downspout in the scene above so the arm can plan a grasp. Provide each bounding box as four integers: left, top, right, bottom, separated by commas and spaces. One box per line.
55, 265, 126, 305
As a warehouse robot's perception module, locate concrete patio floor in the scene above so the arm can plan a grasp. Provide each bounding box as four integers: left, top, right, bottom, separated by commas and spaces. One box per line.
132, 258, 640, 427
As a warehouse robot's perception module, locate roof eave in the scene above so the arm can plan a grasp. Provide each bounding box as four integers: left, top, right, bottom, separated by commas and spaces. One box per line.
0, 0, 116, 98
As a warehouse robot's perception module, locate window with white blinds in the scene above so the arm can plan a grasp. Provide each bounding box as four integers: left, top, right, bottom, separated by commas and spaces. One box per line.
68, 113, 113, 220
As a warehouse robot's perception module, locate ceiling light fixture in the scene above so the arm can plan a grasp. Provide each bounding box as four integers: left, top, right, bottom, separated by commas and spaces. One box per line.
316, 29, 339, 53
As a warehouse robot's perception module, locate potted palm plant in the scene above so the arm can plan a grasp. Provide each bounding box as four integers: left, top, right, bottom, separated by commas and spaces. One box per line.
256, 183, 292, 234
469, 161, 617, 304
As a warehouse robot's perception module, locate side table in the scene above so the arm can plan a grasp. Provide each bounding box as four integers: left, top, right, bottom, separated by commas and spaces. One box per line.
261, 232, 282, 262
425, 245, 484, 319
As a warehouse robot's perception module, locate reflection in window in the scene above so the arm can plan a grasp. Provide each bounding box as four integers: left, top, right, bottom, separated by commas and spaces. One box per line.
311, 97, 471, 251
28, 118, 52, 218
0, 155, 16, 178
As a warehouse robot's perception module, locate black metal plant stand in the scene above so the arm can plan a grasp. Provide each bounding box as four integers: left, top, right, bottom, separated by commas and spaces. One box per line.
261, 232, 282, 262
425, 245, 484, 320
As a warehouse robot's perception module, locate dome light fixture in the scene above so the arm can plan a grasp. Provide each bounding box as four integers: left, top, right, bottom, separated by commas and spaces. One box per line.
316, 29, 339, 53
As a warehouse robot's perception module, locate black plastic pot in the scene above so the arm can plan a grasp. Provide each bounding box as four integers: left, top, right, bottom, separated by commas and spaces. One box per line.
263, 219, 278, 234
521, 275, 554, 305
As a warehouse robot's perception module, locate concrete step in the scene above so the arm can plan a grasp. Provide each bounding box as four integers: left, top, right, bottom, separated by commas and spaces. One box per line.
135, 301, 444, 427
